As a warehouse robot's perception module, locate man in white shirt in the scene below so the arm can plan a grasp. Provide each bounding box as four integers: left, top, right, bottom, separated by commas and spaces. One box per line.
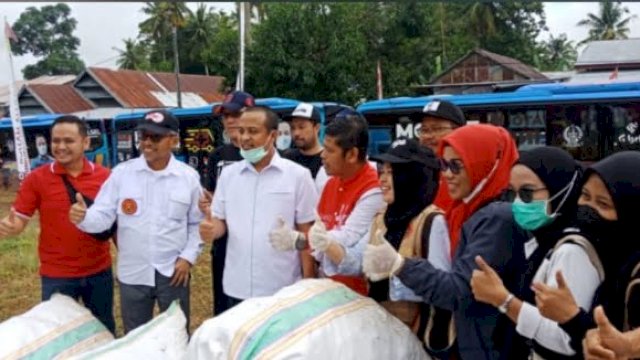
70, 110, 203, 333
200, 106, 317, 309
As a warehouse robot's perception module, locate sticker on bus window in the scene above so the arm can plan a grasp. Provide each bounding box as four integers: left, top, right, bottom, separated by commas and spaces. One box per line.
563, 125, 583, 148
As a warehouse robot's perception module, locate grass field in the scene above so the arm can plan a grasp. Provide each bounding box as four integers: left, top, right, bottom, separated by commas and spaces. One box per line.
0, 185, 214, 337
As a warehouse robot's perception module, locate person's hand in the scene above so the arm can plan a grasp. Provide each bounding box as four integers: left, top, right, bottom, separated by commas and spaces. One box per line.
0, 210, 20, 238
170, 258, 191, 287
308, 216, 333, 252
198, 190, 212, 215
199, 208, 217, 243
470, 256, 510, 307
532, 270, 580, 324
269, 216, 300, 251
583, 306, 633, 360
69, 193, 87, 225
362, 230, 403, 280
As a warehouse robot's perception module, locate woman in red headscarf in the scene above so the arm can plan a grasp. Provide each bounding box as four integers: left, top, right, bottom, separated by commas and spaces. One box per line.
362, 124, 530, 360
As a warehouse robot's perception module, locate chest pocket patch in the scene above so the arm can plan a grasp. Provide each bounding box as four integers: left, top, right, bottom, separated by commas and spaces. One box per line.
168, 191, 191, 220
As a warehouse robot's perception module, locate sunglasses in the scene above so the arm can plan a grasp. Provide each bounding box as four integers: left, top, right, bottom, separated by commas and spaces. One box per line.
504, 187, 548, 203
439, 158, 465, 175
138, 131, 172, 143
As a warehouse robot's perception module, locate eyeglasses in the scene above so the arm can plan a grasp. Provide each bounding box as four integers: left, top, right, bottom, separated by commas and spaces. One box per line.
138, 132, 172, 143
419, 126, 453, 135
439, 158, 464, 175
504, 187, 548, 203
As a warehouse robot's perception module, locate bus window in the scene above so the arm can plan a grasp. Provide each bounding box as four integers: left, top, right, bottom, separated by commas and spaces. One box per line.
547, 105, 600, 162
612, 104, 640, 152
505, 108, 547, 151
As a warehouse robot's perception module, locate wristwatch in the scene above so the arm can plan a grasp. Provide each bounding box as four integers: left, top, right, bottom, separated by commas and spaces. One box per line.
498, 293, 515, 314
294, 232, 308, 251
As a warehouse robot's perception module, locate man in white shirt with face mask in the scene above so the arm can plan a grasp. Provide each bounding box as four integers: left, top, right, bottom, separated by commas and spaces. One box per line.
199, 106, 318, 309
31, 134, 54, 169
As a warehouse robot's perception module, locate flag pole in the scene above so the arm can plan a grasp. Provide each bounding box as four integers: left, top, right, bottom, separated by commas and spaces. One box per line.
4, 17, 30, 180
237, 2, 245, 91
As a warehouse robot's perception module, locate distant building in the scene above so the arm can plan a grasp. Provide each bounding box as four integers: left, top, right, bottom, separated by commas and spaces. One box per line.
569, 38, 640, 83
412, 48, 550, 95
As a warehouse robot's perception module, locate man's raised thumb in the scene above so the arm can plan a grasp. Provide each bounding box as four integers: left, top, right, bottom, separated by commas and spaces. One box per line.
75, 193, 86, 207
475, 255, 493, 273
594, 306, 614, 332
205, 208, 213, 221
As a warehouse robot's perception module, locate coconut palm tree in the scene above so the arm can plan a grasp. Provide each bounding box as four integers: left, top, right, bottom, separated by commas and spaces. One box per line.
184, 4, 218, 75
467, 2, 497, 46
540, 33, 578, 71
115, 38, 149, 70
577, 1, 637, 44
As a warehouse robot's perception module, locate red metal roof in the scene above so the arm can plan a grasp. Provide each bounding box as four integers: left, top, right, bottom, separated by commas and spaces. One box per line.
87, 67, 225, 108
27, 84, 94, 113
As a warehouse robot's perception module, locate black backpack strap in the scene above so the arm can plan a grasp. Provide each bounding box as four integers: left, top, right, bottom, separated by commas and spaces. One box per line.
60, 175, 78, 203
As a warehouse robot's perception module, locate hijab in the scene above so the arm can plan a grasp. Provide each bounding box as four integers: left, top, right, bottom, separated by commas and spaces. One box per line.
439, 124, 519, 257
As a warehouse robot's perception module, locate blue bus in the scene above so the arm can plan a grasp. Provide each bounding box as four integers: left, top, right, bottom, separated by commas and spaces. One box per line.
357, 82, 640, 162
0, 114, 112, 168
111, 99, 353, 178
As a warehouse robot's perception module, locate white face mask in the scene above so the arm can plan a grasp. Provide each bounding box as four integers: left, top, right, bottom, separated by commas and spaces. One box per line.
276, 136, 292, 150
37, 144, 48, 156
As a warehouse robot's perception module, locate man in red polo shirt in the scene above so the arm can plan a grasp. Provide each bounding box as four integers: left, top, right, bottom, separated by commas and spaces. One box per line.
0, 115, 114, 334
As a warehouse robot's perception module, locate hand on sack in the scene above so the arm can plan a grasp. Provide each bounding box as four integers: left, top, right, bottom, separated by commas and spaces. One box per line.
362, 230, 404, 280
269, 216, 300, 251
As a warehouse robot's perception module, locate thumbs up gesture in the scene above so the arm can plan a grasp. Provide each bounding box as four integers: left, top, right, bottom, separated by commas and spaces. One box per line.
532, 270, 580, 324
362, 230, 403, 281
268, 216, 300, 252
0, 209, 21, 238
583, 306, 633, 360
199, 208, 218, 243
198, 189, 213, 214
69, 193, 87, 225
470, 256, 509, 307
308, 215, 332, 252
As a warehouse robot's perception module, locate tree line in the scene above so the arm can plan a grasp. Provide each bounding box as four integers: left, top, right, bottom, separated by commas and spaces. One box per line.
10, 1, 637, 104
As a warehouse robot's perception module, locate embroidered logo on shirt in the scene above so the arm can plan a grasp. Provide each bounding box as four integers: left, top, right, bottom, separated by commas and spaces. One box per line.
121, 198, 138, 215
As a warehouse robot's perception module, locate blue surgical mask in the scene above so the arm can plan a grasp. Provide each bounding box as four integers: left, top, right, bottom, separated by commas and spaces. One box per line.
512, 199, 554, 230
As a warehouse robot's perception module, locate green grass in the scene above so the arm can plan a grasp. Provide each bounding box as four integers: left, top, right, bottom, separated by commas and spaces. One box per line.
0, 187, 214, 337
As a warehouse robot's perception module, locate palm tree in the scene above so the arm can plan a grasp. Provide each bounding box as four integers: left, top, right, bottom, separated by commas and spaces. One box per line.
139, 2, 189, 63
114, 38, 149, 70
540, 34, 578, 71
577, 1, 637, 44
467, 2, 497, 46
184, 4, 217, 75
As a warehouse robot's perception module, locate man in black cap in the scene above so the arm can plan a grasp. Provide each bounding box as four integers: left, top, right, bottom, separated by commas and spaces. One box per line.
417, 99, 466, 153
282, 102, 324, 179
71, 109, 204, 333
202, 90, 255, 316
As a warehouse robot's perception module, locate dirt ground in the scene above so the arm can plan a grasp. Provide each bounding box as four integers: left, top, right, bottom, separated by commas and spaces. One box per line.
0, 182, 214, 337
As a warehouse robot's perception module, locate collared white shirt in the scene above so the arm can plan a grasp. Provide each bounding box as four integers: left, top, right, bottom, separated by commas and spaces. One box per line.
78, 156, 204, 287
212, 152, 318, 299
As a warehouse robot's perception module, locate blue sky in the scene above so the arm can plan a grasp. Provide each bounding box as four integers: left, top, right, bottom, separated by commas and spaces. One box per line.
1, 2, 639, 85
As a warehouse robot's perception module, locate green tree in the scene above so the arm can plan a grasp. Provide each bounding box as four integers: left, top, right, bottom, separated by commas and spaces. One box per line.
139, 1, 189, 71
115, 38, 149, 70
538, 33, 578, 71
200, 11, 239, 88
181, 4, 218, 75
577, 1, 637, 44
11, 3, 84, 79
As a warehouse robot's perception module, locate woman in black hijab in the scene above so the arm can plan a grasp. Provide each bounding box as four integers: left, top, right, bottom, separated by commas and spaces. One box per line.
470, 146, 586, 359
532, 151, 640, 354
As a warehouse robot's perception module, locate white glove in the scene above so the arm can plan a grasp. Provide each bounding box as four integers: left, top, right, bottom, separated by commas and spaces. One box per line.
363, 230, 404, 280
308, 216, 333, 252
269, 216, 300, 251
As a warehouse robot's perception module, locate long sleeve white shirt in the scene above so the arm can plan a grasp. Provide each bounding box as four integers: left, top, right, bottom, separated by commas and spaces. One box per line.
516, 243, 601, 355
78, 156, 204, 287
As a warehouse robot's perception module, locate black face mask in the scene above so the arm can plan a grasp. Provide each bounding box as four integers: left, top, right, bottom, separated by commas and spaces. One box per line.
575, 205, 617, 241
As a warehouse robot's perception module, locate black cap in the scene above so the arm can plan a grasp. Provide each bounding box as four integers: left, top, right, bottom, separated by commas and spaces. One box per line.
284, 102, 321, 123
419, 99, 466, 127
213, 91, 256, 115
370, 137, 439, 168
136, 110, 179, 134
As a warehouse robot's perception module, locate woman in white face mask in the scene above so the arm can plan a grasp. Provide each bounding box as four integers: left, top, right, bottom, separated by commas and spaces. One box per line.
470, 146, 598, 359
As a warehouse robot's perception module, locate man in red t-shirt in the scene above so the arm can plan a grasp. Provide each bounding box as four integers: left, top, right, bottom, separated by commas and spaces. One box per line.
0, 116, 114, 333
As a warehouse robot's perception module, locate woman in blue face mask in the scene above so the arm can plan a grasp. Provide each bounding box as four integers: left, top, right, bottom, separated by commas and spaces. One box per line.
470, 146, 592, 359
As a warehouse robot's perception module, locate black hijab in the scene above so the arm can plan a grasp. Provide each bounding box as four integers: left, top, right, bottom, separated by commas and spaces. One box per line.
583, 151, 640, 328
516, 146, 582, 304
